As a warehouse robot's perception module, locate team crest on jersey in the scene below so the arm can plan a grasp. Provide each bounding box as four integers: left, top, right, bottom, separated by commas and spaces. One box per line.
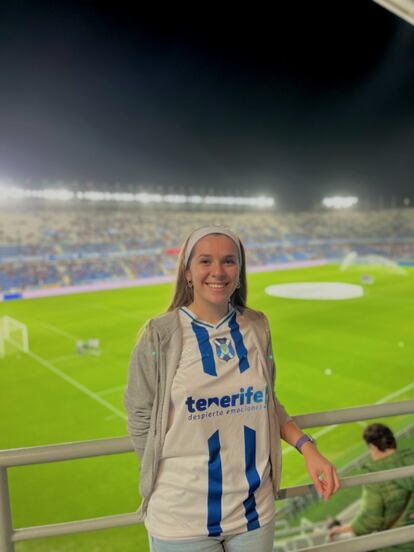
213, 337, 235, 362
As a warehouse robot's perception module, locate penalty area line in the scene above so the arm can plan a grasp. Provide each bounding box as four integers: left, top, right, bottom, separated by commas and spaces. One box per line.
26, 350, 126, 421
35, 322, 79, 342
48, 354, 80, 364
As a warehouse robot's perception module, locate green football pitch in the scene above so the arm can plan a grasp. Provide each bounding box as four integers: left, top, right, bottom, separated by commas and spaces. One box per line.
1, 264, 413, 552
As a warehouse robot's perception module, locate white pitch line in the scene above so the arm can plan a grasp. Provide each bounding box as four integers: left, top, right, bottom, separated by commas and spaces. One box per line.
282, 381, 414, 456
48, 354, 80, 364
90, 304, 142, 321
36, 322, 79, 342
376, 381, 414, 404
27, 350, 126, 420
97, 385, 126, 397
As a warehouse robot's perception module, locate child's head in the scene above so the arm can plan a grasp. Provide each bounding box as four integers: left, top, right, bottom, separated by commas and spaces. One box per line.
363, 423, 397, 452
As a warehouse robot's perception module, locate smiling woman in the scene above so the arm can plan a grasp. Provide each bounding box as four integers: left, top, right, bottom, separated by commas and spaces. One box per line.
184, 229, 246, 322
183, 231, 241, 322
124, 225, 340, 552
166, 227, 248, 318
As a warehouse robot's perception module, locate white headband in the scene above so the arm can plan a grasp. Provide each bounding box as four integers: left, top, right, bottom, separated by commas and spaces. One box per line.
184, 226, 242, 268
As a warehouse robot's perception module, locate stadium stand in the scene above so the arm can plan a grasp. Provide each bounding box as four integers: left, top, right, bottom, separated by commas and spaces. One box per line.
1, 203, 413, 293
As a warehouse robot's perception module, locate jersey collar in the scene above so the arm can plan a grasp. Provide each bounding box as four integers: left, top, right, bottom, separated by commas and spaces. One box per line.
179, 306, 236, 329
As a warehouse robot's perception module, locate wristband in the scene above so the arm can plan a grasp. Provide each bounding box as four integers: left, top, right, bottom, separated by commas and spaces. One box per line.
294, 434, 315, 453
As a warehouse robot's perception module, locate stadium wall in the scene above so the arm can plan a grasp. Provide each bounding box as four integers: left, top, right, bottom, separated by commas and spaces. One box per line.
0, 259, 328, 302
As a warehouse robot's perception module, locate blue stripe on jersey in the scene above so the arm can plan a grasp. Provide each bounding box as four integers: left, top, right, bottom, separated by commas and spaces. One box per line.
207, 430, 223, 537
228, 313, 250, 373
216, 309, 236, 329
243, 426, 261, 531
191, 322, 217, 376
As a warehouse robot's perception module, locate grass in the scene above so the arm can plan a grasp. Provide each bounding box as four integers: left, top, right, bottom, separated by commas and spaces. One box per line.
1, 263, 413, 551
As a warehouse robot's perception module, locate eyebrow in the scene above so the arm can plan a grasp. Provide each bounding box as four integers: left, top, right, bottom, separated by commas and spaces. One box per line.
197, 253, 237, 259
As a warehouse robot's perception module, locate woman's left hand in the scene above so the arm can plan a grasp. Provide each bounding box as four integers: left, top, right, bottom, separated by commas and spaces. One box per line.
302, 443, 341, 501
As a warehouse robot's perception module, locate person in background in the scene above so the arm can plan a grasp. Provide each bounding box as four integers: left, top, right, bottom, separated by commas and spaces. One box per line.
329, 423, 414, 551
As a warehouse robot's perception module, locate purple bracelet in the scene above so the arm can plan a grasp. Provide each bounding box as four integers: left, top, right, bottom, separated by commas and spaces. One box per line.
294, 434, 315, 453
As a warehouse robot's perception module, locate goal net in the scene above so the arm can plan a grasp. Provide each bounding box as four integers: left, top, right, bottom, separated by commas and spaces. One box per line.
340, 251, 407, 276
0, 316, 29, 359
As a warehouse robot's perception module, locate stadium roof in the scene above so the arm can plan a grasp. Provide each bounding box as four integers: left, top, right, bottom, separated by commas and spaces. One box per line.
0, 1, 413, 210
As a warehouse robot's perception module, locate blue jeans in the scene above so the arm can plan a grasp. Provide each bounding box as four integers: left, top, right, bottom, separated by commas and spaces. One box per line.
149, 517, 275, 552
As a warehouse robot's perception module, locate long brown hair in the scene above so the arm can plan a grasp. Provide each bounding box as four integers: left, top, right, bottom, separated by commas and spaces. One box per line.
167, 230, 248, 311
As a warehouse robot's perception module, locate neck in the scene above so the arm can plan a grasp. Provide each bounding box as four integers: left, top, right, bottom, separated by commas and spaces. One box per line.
187, 301, 230, 324
370, 448, 396, 461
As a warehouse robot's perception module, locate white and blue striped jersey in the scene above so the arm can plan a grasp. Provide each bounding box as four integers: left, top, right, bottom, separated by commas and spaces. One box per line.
145, 306, 274, 539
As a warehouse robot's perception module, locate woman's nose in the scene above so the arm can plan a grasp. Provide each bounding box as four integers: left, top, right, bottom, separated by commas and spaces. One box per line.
211, 261, 225, 276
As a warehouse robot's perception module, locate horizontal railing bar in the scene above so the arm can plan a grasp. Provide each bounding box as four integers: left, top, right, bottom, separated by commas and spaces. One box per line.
277, 464, 414, 499
0, 436, 132, 468
12, 512, 139, 542
293, 400, 414, 429
1, 401, 413, 468
297, 524, 414, 551
10, 465, 414, 542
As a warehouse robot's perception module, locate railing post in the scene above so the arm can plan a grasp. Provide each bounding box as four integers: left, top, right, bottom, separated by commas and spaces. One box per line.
0, 467, 14, 552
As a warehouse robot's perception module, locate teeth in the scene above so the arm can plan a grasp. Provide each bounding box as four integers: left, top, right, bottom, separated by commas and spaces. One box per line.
207, 283, 226, 288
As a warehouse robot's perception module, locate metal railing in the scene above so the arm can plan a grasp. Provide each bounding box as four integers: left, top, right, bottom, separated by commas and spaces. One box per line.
0, 400, 413, 552
277, 422, 414, 521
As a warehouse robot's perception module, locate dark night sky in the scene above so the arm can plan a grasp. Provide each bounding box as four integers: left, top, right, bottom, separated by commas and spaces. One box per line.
0, 1, 413, 209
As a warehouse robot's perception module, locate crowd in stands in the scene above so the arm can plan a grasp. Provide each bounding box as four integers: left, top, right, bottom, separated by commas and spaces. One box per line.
0, 261, 61, 292
1, 204, 413, 293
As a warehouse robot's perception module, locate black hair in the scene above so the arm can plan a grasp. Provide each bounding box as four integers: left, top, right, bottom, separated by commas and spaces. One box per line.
363, 423, 397, 451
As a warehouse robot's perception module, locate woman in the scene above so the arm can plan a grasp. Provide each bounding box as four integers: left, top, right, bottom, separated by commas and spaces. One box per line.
125, 226, 340, 552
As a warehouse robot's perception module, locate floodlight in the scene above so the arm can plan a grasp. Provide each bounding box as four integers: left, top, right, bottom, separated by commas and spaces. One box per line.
0, 184, 274, 208
322, 196, 358, 209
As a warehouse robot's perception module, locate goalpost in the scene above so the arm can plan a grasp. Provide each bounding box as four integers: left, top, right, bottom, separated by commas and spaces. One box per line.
0, 316, 29, 359
340, 251, 407, 276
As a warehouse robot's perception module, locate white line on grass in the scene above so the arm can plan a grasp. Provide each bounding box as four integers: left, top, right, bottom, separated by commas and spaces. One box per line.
36, 322, 79, 341
90, 303, 142, 321
282, 381, 414, 456
36, 320, 122, 362
27, 350, 127, 420
97, 385, 126, 397
376, 382, 414, 404
48, 354, 80, 364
